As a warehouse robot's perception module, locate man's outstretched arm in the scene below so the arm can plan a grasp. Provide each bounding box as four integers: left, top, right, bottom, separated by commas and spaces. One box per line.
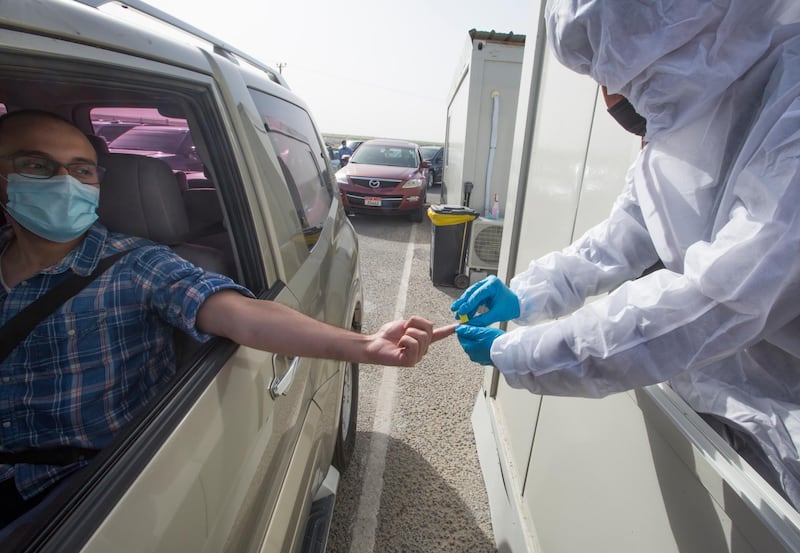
197, 290, 453, 367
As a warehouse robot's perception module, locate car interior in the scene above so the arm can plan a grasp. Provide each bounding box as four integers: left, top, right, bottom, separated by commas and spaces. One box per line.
1, 78, 237, 274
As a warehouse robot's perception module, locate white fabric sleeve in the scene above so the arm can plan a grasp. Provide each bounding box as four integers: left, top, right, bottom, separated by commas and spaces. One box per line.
511, 164, 660, 325
493, 98, 800, 398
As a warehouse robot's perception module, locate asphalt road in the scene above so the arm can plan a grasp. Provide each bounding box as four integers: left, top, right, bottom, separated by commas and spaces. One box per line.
326, 190, 496, 553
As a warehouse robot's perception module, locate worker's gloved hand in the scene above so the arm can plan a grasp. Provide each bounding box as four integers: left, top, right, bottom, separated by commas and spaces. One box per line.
450, 275, 521, 327
455, 325, 504, 366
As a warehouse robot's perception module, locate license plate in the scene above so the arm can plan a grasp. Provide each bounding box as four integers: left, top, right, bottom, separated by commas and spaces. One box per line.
364, 197, 382, 207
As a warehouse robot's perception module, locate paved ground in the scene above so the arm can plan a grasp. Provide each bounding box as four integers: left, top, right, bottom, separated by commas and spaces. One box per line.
326, 189, 496, 553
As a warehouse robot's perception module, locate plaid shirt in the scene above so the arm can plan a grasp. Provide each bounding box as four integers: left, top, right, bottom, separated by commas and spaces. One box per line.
0, 223, 251, 499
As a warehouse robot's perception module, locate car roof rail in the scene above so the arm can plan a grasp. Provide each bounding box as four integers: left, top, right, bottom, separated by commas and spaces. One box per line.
73, 0, 289, 88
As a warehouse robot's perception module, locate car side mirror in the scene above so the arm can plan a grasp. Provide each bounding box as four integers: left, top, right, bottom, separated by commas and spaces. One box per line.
422, 160, 431, 169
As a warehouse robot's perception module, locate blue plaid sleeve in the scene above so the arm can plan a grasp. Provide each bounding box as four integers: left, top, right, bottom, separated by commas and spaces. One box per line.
128, 246, 254, 342
0, 240, 255, 500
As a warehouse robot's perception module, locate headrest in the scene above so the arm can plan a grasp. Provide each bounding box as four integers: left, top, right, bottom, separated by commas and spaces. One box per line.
85, 134, 109, 156
182, 188, 224, 234
187, 177, 212, 189
174, 170, 188, 191
97, 153, 190, 244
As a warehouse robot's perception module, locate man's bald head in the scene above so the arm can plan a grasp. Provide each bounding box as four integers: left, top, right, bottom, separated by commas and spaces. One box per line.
0, 109, 77, 143
0, 109, 97, 164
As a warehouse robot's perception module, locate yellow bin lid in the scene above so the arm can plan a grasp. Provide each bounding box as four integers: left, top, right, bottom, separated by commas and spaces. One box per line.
427, 205, 479, 226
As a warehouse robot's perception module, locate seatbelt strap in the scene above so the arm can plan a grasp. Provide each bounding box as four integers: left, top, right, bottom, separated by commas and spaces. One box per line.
0, 249, 136, 466
0, 249, 134, 364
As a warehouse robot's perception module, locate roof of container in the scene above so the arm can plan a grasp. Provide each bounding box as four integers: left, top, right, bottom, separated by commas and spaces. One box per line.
468, 29, 526, 45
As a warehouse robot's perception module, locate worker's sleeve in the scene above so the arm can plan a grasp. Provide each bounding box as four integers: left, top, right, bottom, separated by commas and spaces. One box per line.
510, 161, 660, 325
492, 97, 800, 398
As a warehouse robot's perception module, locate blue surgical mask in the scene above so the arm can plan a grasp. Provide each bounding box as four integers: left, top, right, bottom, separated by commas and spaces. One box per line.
3, 173, 99, 242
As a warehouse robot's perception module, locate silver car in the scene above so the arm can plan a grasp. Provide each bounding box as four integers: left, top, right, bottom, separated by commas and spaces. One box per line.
0, 1, 360, 551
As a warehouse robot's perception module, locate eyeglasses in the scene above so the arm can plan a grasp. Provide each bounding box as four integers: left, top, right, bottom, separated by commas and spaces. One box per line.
0, 154, 105, 184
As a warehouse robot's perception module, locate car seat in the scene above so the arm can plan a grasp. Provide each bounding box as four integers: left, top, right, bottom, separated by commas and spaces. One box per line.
85, 133, 109, 156
182, 187, 229, 248
173, 170, 188, 191
96, 153, 234, 364
96, 152, 231, 275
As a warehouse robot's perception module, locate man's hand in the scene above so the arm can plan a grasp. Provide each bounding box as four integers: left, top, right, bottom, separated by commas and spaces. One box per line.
199, 292, 453, 368
365, 317, 455, 367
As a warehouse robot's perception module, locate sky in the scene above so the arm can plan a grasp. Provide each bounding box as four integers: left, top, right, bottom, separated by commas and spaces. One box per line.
142, 0, 533, 144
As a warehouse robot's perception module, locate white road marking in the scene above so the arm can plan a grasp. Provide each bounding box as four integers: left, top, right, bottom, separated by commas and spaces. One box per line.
350, 223, 416, 553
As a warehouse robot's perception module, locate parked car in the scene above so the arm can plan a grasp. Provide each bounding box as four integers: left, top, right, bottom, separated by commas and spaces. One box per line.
91, 120, 141, 144
0, 1, 361, 552
419, 145, 444, 188
345, 139, 364, 151
335, 139, 429, 222
327, 145, 341, 170
108, 124, 204, 172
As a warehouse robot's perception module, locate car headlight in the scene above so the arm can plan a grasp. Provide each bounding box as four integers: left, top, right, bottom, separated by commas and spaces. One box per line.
336, 173, 349, 184
402, 178, 424, 189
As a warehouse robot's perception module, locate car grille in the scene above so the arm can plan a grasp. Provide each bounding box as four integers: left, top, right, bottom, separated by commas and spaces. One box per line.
349, 176, 402, 190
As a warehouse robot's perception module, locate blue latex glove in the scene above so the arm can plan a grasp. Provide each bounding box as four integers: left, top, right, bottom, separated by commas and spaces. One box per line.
455, 325, 504, 366
450, 275, 521, 327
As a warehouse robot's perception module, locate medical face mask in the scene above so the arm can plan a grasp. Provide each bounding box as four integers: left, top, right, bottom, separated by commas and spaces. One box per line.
2, 173, 99, 242
607, 97, 647, 137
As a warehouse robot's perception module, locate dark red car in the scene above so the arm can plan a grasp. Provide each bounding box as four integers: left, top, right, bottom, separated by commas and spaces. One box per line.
335, 139, 429, 222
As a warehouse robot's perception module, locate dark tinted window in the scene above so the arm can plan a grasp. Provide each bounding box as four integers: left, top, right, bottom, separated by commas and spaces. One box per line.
420, 146, 440, 161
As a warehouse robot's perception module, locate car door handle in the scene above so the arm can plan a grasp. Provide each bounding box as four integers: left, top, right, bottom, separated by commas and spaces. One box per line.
270, 356, 302, 398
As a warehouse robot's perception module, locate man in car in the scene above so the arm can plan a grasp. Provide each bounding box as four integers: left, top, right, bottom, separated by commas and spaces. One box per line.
0, 109, 444, 526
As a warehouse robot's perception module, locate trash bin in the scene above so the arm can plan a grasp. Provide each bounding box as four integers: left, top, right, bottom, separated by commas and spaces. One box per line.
428, 204, 478, 288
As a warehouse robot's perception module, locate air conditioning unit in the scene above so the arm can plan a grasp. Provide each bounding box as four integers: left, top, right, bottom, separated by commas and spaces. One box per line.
467, 217, 504, 272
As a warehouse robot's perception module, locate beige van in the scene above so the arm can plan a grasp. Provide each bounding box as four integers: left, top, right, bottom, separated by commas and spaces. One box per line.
0, 1, 361, 551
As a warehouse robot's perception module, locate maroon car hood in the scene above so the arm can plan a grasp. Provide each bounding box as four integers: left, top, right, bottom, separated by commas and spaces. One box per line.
342, 163, 419, 180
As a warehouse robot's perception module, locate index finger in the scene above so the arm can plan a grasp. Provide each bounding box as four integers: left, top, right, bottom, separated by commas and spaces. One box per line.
432, 322, 458, 342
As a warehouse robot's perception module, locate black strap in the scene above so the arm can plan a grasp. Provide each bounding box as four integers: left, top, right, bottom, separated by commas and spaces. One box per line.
0, 248, 134, 364
0, 249, 135, 466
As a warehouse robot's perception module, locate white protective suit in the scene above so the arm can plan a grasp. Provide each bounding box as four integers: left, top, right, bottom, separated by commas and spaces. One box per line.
491, 0, 800, 506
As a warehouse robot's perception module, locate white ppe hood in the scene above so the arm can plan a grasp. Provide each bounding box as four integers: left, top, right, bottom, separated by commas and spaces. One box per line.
491, 0, 800, 506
